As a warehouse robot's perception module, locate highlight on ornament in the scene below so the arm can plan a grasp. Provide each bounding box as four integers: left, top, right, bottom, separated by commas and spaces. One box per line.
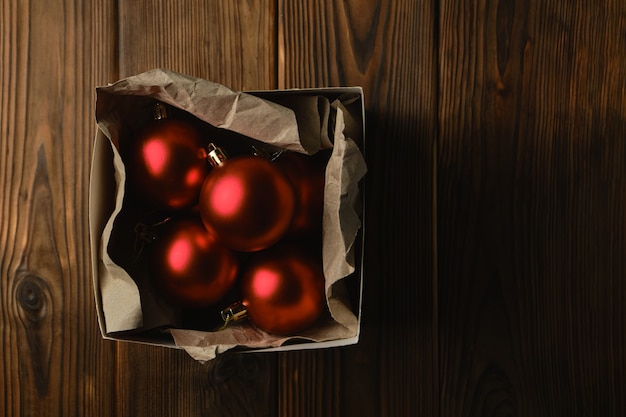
198, 143, 297, 252
123, 102, 209, 210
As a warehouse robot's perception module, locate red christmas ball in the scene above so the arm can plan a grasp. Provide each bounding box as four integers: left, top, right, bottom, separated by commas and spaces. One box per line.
275, 151, 328, 239
125, 115, 207, 210
240, 245, 326, 335
199, 152, 296, 252
149, 215, 238, 308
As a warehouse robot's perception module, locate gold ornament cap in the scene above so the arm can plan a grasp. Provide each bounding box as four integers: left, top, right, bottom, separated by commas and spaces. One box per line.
153, 101, 168, 120
216, 301, 248, 331
206, 143, 228, 167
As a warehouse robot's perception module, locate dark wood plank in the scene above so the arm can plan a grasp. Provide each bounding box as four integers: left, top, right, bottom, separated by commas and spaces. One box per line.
0, 0, 118, 416
118, 0, 277, 90
278, 1, 439, 416
116, 346, 276, 417
114, 1, 279, 416
437, 0, 626, 415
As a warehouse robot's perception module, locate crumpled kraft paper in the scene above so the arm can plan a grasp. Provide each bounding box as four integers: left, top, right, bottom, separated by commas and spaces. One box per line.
93, 68, 366, 361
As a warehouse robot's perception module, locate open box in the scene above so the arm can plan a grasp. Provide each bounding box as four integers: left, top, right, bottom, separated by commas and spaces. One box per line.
89, 69, 366, 362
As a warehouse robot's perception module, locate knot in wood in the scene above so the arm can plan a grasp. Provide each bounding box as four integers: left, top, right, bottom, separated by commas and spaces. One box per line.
209, 352, 261, 383
238, 354, 261, 382
469, 366, 517, 417
211, 352, 239, 382
16, 275, 48, 321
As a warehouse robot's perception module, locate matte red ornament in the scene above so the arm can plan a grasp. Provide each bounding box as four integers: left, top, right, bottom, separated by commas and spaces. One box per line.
199, 144, 296, 252
240, 245, 326, 335
275, 151, 328, 239
149, 215, 238, 308
124, 102, 207, 210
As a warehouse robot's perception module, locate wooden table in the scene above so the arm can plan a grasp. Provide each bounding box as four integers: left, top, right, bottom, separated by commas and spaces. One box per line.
2, 0, 625, 416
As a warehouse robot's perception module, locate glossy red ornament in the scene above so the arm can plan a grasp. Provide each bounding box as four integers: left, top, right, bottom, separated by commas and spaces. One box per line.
199, 145, 296, 252
124, 103, 207, 210
240, 245, 326, 335
275, 151, 328, 239
149, 215, 238, 308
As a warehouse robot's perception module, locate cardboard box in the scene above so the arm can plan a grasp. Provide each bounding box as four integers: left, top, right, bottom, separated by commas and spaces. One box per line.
89, 69, 366, 362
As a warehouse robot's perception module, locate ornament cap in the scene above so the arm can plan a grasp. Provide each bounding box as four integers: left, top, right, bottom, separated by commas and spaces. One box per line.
219, 301, 248, 329
153, 102, 168, 120
206, 143, 228, 167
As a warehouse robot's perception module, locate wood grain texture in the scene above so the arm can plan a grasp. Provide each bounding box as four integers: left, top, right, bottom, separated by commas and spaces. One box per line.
115, 347, 276, 417
279, 349, 341, 417
278, 1, 438, 416
118, 0, 277, 90
0, 0, 118, 416
113, 1, 279, 416
437, 0, 626, 416
2, 0, 626, 416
